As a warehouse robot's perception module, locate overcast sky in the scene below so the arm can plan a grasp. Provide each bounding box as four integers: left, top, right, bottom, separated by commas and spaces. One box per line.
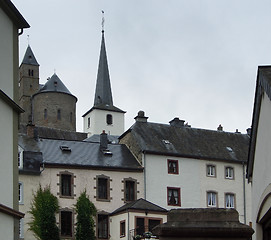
13, 0, 271, 133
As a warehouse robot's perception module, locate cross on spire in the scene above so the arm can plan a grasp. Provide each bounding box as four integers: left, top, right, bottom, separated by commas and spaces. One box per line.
101, 10, 105, 32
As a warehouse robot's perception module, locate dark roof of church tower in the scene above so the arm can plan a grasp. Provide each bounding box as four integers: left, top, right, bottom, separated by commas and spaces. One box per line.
21, 45, 39, 66
37, 73, 76, 100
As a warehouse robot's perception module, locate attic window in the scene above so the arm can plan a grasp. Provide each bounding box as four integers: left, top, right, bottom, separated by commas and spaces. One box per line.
60, 146, 71, 152
226, 147, 233, 152
162, 140, 170, 144
102, 149, 112, 156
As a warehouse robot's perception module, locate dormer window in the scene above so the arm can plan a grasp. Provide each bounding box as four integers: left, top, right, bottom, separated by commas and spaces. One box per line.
106, 114, 113, 125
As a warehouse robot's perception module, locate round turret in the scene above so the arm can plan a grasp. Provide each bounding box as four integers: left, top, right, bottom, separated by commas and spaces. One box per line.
32, 73, 77, 131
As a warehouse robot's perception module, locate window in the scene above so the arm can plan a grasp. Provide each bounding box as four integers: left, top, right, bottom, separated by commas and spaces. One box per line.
207, 164, 216, 177
59, 172, 74, 198
28, 69, 34, 76
44, 109, 47, 120
98, 214, 108, 239
168, 159, 179, 174
167, 187, 181, 206
19, 218, 24, 238
120, 220, 125, 237
207, 191, 217, 207
87, 117, 91, 128
19, 182, 23, 204
57, 109, 61, 120
225, 167, 234, 179
135, 217, 162, 236
60, 211, 73, 237
97, 176, 110, 201
225, 193, 235, 208
124, 179, 136, 202
106, 114, 113, 125
18, 146, 23, 169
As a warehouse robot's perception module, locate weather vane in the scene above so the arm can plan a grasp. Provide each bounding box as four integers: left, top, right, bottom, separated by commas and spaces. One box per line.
101, 10, 105, 32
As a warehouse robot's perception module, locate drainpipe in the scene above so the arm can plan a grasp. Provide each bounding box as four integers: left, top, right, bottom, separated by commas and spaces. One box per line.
128, 210, 130, 240
242, 161, 247, 224
143, 152, 146, 199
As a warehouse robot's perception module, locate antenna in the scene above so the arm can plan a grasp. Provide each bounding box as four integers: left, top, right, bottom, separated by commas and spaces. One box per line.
101, 10, 105, 32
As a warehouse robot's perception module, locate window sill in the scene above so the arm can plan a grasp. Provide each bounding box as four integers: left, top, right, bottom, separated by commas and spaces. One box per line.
59, 195, 75, 199
96, 198, 110, 202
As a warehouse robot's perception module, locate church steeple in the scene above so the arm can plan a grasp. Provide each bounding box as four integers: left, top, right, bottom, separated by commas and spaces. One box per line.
94, 31, 113, 107
82, 29, 125, 137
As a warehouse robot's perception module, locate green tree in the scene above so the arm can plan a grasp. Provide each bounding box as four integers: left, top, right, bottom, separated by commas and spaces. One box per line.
75, 190, 96, 240
29, 185, 60, 240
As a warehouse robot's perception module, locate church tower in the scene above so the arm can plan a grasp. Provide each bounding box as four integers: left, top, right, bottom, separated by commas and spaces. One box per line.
19, 45, 40, 124
82, 30, 125, 136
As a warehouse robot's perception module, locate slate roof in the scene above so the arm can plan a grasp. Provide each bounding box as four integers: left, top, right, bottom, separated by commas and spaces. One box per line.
82, 31, 125, 116
247, 66, 271, 180
21, 45, 39, 66
18, 134, 143, 171
19, 125, 87, 141
84, 134, 119, 144
120, 121, 249, 163
111, 198, 168, 216
37, 73, 77, 101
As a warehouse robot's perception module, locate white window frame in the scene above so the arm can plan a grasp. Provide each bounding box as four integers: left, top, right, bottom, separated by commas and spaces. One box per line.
207, 191, 217, 207
18, 145, 23, 169
225, 167, 234, 179
19, 218, 24, 238
206, 164, 216, 177
19, 182, 23, 204
225, 193, 235, 208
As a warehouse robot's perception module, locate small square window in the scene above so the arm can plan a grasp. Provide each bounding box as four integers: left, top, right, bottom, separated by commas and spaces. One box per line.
225, 167, 234, 179
167, 187, 181, 206
225, 193, 235, 208
207, 165, 216, 177
207, 191, 217, 207
168, 159, 179, 174
120, 220, 125, 237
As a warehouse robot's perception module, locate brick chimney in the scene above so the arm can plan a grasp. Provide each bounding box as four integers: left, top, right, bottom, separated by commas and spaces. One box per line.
169, 117, 185, 127
26, 121, 38, 139
100, 130, 108, 150
134, 111, 148, 123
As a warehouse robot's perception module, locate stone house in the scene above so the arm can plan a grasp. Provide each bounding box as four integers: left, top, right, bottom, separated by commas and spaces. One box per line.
119, 111, 252, 224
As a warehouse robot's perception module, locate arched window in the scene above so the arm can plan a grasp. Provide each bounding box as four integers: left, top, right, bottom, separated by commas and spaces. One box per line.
44, 109, 47, 120
106, 114, 113, 125
57, 109, 61, 120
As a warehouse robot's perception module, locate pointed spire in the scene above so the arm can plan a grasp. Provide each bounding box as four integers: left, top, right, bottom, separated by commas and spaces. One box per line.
21, 45, 39, 66
93, 31, 113, 107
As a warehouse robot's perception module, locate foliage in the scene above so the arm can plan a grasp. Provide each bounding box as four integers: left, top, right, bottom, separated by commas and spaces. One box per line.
75, 190, 97, 240
28, 185, 60, 240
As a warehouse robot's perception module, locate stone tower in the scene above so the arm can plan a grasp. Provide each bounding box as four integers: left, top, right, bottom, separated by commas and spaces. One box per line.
19, 45, 40, 124
82, 31, 125, 136
32, 73, 77, 131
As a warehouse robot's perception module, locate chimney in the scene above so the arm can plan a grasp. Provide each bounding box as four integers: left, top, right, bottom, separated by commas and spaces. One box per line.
246, 128, 251, 136
217, 124, 223, 131
134, 111, 148, 123
100, 130, 108, 150
27, 121, 38, 139
169, 117, 185, 127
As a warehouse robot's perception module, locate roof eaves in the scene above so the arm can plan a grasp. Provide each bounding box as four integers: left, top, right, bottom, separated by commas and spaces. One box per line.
0, 0, 30, 29
0, 89, 24, 113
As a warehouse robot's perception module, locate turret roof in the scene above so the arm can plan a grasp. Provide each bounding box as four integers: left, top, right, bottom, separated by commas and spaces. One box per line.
21, 45, 39, 66
38, 73, 77, 100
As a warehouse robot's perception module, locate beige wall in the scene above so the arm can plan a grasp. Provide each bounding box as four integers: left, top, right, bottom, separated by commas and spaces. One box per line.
19, 167, 144, 239
110, 211, 167, 240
